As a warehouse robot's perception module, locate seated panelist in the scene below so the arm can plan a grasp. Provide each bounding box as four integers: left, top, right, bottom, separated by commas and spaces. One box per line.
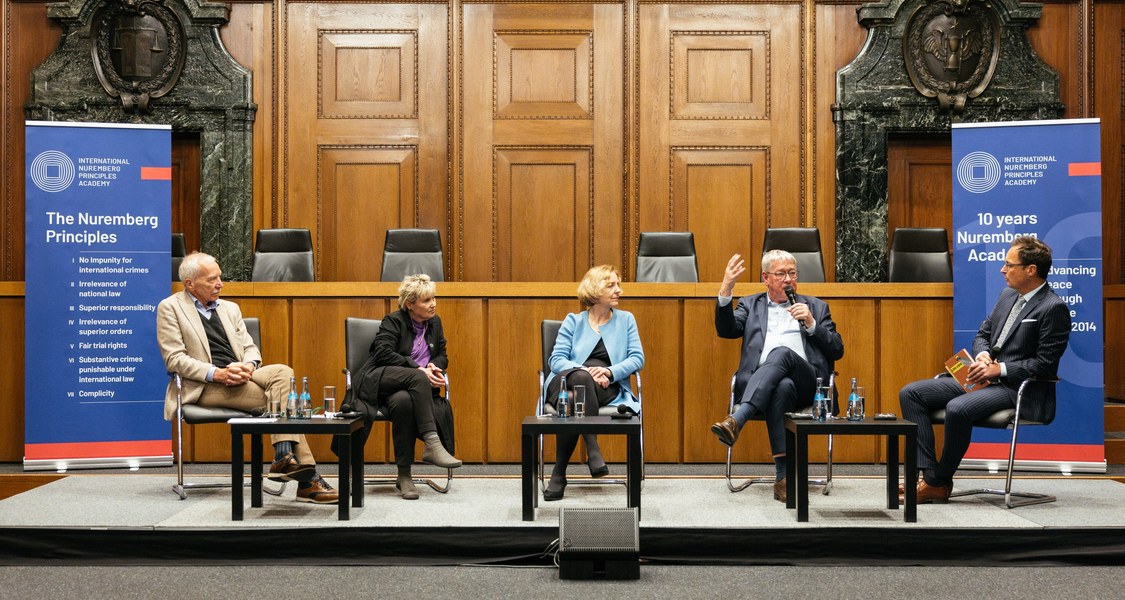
349, 274, 460, 500
899, 236, 1070, 504
709, 250, 844, 503
542, 265, 645, 501
157, 252, 338, 504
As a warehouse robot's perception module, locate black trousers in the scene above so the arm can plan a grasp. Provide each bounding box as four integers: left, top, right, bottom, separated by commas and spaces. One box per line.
735, 346, 817, 455
369, 366, 440, 468
899, 376, 1016, 485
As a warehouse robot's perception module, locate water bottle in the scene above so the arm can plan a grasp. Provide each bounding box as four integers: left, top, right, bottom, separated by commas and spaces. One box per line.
298, 376, 312, 419
286, 376, 298, 418
556, 375, 571, 418
813, 377, 826, 421
847, 377, 862, 421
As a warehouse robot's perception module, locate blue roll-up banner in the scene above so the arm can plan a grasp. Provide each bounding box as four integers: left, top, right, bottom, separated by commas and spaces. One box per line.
25, 121, 172, 470
952, 118, 1104, 473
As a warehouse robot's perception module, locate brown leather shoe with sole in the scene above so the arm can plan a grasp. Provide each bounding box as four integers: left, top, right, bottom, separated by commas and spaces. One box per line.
914, 480, 952, 504
710, 416, 741, 447
268, 452, 315, 483
296, 476, 339, 504
773, 478, 787, 503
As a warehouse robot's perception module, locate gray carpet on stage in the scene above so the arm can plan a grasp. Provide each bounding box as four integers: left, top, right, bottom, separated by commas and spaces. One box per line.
1, 474, 1123, 529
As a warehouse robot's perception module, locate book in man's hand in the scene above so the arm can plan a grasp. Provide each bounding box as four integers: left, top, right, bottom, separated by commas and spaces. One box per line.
944, 349, 990, 393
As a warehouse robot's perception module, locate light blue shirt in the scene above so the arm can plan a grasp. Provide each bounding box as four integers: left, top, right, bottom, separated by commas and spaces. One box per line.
718, 294, 818, 368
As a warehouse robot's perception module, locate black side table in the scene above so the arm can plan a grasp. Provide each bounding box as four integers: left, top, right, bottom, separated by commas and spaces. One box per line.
785, 417, 917, 522
229, 415, 365, 521
521, 415, 642, 521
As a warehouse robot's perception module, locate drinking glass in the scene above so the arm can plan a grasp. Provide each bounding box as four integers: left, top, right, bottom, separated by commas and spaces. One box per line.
323, 385, 337, 418
267, 397, 281, 418
855, 386, 866, 420
572, 385, 587, 417
816, 386, 831, 421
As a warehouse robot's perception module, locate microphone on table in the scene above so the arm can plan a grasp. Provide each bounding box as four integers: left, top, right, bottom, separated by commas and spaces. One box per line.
784, 285, 806, 332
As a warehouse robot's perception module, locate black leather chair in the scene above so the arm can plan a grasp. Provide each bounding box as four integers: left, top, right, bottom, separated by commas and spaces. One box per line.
251, 228, 315, 282
380, 229, 445, 282
724, 374, 833, 493
342, 317, 451, 492
762, 227, 826, 282
535, 320, 644, 495
635, 232, 699, 282
930, 376, 1057, 508
171, 233, 186, 282
888, 227, 953, 282
172, 318, 285, 499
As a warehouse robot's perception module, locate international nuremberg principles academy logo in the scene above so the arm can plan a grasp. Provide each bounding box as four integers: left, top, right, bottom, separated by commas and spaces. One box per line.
29, 150, 76, 193
956, 150, 1001, 194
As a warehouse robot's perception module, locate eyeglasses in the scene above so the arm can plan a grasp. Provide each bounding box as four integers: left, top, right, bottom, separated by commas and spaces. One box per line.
1002, 262, 1028, 270
766, 270, 799, 280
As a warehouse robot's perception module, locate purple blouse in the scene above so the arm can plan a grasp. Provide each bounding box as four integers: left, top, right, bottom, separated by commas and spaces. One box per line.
410, 319, 431, 367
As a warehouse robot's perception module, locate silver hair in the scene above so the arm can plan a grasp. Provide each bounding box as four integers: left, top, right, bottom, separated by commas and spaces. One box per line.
398, 274, 436, 308
760, 249, 796, 274
179, 251, 217, 282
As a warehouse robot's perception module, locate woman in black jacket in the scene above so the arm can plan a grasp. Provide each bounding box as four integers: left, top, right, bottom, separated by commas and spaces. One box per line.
353, 274, 461, 499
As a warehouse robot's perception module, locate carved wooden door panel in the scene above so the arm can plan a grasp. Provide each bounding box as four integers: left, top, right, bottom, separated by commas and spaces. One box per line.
459, 4, 625, 281
637, 4, 803, 282
284, 3, 449, 281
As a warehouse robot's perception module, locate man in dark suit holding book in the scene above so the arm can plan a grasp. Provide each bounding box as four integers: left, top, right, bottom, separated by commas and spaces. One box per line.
899, 236, 1070, 504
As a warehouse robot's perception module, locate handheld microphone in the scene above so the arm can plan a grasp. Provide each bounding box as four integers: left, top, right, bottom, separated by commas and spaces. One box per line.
784, 285, 806, 332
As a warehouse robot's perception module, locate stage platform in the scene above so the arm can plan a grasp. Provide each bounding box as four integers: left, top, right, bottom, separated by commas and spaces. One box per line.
2, 470, 1124, 566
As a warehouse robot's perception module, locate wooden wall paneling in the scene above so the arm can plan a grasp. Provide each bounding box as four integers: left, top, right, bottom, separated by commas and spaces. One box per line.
458, 3, 496, 281
291, 297, 386, 462
285, 3, 448, 281
1028, 2, 1081, 120
1106, 295, 1124, 400
681, 295, 765, 463
495, 147, 591, 281
0, 298, 25, 460
461, 4, 624, 281
319, 147, 416, 281
2, 3, 61, 280
637, 4, 803, 283
877, 298, 952, 462
886, 136, 953, 249
1093, 3, 1123, 285
437, 298, 486, 463
485, 298, 574, 462
813, 3, 868, 283
672, 147, 766, 284
603, 298, 682, 463
821, 296, 877, 463
220, 3, 275, 232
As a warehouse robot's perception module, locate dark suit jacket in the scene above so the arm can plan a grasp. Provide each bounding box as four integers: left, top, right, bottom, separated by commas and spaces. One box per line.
716, 291, 845, 403
971, 285, 1071, 423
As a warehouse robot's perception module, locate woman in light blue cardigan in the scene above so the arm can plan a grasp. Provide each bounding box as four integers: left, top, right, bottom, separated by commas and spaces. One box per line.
543, 265, 644, 500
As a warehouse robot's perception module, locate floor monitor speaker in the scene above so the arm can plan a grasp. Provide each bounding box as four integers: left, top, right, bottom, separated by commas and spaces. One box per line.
558, 507, 640, 580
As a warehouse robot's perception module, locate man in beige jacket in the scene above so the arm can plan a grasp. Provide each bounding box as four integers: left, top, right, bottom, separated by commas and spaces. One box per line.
158, 251, 337, 504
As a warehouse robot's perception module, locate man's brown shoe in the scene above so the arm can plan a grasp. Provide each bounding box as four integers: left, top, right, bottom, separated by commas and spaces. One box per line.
268, 452, 315, 483
913, 480, 952, 504
773, 478, 787, 503
296, 475, 339, 504
710, 416, 742, 447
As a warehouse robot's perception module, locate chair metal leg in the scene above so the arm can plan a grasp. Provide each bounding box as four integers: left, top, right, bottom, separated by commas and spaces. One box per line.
725, 440, 832, 493
821, 434, 834, 496
363, 468, 453, 494
725, 445, 772, 492
948, 416, 1055, 508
